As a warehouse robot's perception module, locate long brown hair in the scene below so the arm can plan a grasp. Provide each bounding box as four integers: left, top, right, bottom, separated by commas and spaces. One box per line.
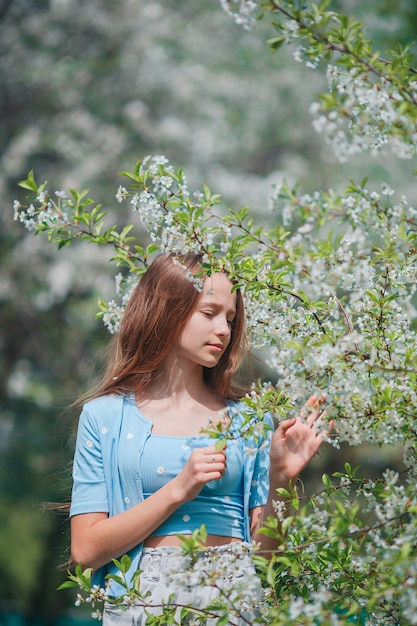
96, 253, 250, 400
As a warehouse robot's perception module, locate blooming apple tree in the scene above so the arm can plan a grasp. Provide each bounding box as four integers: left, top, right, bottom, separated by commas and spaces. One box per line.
13, 0, 417, 624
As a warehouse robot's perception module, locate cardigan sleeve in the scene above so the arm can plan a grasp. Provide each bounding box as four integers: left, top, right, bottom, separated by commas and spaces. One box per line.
69, 405, 110, 517
248, 412, 273, 509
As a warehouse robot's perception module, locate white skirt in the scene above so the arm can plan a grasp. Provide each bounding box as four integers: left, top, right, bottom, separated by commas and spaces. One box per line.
103, 543, 263, 625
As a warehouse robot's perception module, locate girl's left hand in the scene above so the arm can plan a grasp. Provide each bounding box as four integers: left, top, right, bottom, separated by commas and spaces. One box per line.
269, 394, 331, 483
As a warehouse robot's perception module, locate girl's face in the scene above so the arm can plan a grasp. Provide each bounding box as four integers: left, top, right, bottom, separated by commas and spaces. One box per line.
175, 273, 237, 370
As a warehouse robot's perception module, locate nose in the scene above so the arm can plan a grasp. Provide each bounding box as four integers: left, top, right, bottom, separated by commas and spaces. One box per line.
216, 316, 231, 338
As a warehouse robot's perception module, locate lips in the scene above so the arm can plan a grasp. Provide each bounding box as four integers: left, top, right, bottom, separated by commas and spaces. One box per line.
207, 343, 224, 352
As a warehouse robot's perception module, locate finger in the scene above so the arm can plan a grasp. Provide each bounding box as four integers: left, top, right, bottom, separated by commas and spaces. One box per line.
276, 417, 297, 436
204, 454, 227, 480
320, 419, 335, 438
306, 396, 327, 425
205, 451, 227, 466
310, 417, 335, 446
307, 409, 327, 426
305, 395, 320, 424
306, 393, 327, 409
306, 394, 319, 408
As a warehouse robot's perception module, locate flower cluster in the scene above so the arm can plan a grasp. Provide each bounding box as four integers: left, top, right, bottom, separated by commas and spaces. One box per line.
116, 155, 207, 257
164, 543, 264, 623
13, 190, 70, 232
73, 584, 109, 620
101, 273, 139, 334
258, 179, 417, 453
310, 66, 417, 161
228, 1, 417, 164
257, 468, 417, 625
219, 0, 258, 31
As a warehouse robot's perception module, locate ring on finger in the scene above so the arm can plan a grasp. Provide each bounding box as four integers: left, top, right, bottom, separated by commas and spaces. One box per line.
211, 454, 216, 463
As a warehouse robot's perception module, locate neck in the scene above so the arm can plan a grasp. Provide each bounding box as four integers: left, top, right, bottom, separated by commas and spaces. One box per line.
136, 358, 226, 434
147, 357, 211, 403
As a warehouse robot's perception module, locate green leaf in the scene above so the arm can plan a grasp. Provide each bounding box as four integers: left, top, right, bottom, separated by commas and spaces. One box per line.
18, 170, 39, 192
111, 554, 131, 573
215, 437, 226, 451
267, 36, 287, 50
105, 574, 128, 588
57, 580, 79, 590
322, 473, 332, 487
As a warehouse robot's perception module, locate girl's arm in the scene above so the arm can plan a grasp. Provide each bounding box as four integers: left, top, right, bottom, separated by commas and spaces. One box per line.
251, 395, 329, 554
71, 443, 227, 570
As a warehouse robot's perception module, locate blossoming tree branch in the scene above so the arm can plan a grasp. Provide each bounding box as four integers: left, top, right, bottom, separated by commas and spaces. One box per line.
13, 1, 417, 624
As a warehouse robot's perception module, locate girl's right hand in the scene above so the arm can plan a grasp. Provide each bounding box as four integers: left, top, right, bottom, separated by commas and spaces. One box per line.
174, 444, 227, 501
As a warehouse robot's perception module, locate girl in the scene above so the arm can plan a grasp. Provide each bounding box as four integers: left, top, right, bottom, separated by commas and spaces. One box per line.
70, 252, 327, 624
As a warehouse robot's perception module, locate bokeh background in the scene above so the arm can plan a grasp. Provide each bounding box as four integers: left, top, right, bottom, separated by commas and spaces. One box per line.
1, 0, 416, 622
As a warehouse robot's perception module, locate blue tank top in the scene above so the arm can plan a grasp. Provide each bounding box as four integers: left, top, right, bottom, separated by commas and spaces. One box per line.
141, 434, 245, 539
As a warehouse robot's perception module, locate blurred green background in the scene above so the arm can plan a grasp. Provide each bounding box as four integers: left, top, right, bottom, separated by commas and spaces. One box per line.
1, 0, 416, 622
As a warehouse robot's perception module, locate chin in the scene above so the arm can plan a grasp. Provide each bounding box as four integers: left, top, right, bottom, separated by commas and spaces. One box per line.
203, 356, 224, 369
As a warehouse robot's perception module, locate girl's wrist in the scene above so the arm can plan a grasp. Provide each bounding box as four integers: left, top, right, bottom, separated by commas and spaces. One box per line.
168, 477, 192, 505
269, 469, 298, 489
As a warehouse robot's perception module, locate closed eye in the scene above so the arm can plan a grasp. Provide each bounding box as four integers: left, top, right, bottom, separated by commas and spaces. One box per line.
202, 311, 234, 322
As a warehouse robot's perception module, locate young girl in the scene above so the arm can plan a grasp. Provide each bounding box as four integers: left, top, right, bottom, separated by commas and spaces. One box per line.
70, 252, 327, 624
